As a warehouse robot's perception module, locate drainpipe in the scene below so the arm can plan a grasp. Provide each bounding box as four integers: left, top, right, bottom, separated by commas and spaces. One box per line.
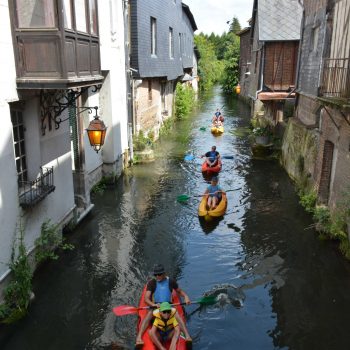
255, 44, 265, 100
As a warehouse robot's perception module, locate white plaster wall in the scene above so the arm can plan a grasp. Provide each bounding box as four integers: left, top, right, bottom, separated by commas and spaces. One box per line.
0, 103, 20, 279
0, 0, 21, 278
97, 0, 129, 165
0, 0, 18, 103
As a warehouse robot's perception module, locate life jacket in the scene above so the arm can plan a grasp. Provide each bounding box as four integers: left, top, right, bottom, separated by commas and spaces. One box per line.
208, 184, 222, 198
153, 277, 172, 303
152, 308, 178, 332
208, 151, 217, 162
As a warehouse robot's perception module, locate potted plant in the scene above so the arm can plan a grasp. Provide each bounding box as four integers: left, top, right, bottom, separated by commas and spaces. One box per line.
252, 126, 270, 145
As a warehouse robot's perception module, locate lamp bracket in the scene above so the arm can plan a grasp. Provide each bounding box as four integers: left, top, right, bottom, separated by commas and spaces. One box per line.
40, 85, 101, 135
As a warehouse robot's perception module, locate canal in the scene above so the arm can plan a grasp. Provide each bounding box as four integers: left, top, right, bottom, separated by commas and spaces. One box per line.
2, 88, 350, 350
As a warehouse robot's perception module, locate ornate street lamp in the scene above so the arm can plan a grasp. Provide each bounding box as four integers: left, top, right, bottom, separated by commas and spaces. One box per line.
86, 107, 107, 153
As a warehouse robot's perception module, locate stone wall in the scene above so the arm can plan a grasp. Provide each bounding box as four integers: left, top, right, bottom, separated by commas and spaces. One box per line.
295, 93, 320, 126
281, 117, 319, 189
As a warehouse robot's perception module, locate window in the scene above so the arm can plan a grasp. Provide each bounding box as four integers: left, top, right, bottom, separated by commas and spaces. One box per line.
151, 17, 157, 56
74, 0, 87, 32
11, 109, 27, 184
169, 27, 174, 58
179, 33, 182, 58
63, 0, 73, 29
89, 0, 98, 35
310, 26, 319, 53
16, 0, 56, 28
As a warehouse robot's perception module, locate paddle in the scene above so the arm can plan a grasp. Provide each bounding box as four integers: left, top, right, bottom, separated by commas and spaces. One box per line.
113, 295, 217, 317
184, 154, 234, 161
177, 188, 241, 202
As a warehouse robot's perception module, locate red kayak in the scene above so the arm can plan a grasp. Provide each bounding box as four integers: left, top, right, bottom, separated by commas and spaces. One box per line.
201, 160, 222, 174
136, 285, 188, 349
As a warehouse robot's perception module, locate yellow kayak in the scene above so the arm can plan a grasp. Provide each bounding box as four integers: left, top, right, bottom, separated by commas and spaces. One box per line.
211, 126, 224, 134
198, 194, 227, 220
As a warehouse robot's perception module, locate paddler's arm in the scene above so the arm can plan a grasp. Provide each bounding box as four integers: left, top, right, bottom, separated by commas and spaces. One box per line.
144, 290, 159, 308
176, 288, 191, 305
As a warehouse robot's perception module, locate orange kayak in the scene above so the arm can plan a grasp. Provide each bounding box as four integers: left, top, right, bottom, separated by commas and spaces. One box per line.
201, 160, 222, 174
136, 285, 187, 349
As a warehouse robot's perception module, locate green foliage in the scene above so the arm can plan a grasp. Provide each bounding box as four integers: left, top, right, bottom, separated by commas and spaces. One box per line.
35, 220, 74, 264
220, 33, 240, 93
0, 226, 32, 324
194, 34, 224, 91
299, 190, 317, 213
133, 130, 153, 151
91, 182, 107, 195
159, 116, 175, 137
229, 17, 242, 34
175, 83, 196, 120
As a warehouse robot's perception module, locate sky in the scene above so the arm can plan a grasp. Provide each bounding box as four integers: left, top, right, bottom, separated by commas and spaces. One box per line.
184, 0, 254, 35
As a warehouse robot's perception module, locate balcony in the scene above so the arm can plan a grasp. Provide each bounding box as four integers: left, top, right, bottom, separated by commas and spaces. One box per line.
9, 0, 103, 89
320, 58, 350, 100
19, 167, 55, 208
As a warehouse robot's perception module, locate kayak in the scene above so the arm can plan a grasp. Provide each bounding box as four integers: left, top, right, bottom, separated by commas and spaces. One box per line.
198, 193, 227, 220
201, 160, 222, 174
136, 285, 187, 349
211, 126, 224, 134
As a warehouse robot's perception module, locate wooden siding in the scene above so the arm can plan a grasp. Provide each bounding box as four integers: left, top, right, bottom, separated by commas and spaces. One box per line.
263, 42, 299, 91
330, 0, 350, 59
9, 1, 102, 89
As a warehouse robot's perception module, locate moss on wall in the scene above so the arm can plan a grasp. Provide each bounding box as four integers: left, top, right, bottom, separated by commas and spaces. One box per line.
281, 118, 319, 192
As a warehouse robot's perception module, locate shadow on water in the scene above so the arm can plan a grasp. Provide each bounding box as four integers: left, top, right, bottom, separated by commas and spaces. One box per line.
198, 216, 223, 234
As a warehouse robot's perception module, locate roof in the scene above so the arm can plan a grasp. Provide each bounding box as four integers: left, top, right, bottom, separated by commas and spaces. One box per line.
258, 0, 302, 41
182, 3, 198, 31
236, 27, 251, 36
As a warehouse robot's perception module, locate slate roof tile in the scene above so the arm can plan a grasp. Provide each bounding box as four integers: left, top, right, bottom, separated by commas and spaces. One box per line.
258, 0, 302, 41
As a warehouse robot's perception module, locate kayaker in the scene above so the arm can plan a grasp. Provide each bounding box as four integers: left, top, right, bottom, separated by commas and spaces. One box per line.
212, 108, 224, 125
135, 264, 192, 348
149, 302, 180, 350
205, 176, 225, 210
201, 145, 221, 168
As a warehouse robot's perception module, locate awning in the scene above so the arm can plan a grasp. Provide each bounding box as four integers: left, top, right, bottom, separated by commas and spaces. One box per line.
258, 92, 296, 101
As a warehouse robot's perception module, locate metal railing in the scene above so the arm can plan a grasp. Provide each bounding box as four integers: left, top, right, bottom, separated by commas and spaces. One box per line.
19, 167, 55, 208
320, 58, 350, 98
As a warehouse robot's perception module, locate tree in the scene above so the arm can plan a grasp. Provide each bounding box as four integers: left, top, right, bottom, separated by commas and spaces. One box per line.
229, 17, 241, 34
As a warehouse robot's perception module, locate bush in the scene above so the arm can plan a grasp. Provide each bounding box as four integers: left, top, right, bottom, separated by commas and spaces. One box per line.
299, 190, 317, 214
133, 130, 153, 151
0, 226, 32, 324
35, 219, 74, 264
175, 83, 195, 120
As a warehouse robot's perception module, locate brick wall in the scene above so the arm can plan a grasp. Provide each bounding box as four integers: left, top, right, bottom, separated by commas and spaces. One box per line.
135, 79, 175, 138
314, 107, 350, 208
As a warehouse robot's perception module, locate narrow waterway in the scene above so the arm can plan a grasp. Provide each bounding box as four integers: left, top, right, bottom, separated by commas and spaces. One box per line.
2, 87, 350, 350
